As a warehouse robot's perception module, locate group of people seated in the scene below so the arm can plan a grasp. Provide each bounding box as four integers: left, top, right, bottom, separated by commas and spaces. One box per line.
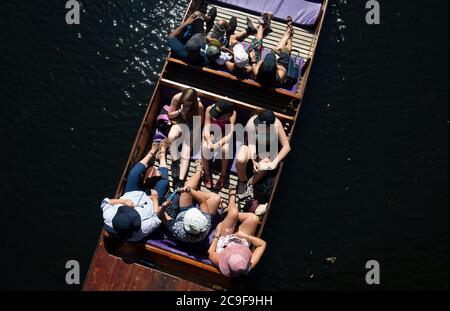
100, 86, 291, 278
168, 7, 297, 87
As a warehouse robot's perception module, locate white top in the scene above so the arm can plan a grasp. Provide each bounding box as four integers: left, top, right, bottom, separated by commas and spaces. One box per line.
206, 44, 233, 66
215, 52, 233, 66
101, 191, 161, 242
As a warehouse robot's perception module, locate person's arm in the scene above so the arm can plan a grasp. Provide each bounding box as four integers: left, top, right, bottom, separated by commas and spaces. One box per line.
221, 46, 234, 55
217, 111, 236, 146
251, 60, 262, 78
208, 223, 223, 266
235, 232, 267, 269
168, 93, 182, 119
169, 12, 200, 38
108, 198, 134, 207
225, 61, 236, 72
198, 100, 205, 125
249, 49, 262, 78
203, 107, 212, 145
180, 187, 210, 213
277, 65, 287, 83
270, 120, 291, 169
246, 117, 257, 163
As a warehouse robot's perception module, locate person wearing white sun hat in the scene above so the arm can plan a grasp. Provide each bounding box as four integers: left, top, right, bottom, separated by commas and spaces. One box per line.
165, 160, 222, 244
233, 43, 249, 68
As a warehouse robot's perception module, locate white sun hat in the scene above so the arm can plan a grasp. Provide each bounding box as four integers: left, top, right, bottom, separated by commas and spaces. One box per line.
183, 208, 209, 235
233, 43, 249, 68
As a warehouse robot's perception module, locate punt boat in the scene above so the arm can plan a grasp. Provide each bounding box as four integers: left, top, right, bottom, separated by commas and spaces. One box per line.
83, 0, 329, 291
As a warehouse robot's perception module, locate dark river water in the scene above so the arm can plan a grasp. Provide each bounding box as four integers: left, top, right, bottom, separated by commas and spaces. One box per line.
0, 0, 448, 290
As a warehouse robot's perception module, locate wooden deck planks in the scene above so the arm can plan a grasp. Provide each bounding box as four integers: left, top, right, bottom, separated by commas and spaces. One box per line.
204, 2, 315, 59
83, 237, 211, 291
155, 155, 247, 211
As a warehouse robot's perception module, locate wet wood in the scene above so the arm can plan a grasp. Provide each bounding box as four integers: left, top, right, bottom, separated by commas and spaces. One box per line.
83, 235, 212, 291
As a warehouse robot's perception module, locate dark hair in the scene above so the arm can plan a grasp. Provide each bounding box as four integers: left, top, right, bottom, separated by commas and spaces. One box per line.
176, 88, 199, 121
257, 53, 277, 86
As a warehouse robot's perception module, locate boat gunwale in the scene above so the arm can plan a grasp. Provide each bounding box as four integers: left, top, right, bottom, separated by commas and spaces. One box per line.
84, 0, 329, 290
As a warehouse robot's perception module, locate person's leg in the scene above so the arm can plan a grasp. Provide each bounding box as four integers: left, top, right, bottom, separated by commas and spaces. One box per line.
230, 29, 250, 46
154, 139, 171, 204
285, 34, 293, 52
201, 139, 213, 188
255, 22, 265, 41
179, 137, 192, 181
124, 163, 146, 193
237, 212, 260, 236
228, 17, 237, 37
230, 17, 257, 45
215, 142, 230, 190
157, 138, 170, 169
276, 18, 293, 51
236, 145, 250, 182
124, 147, 158, 193
203, 192, 221, 215
251, 169, 268, 186
206, 7, 217, 31
168, 124, 183, 160
191, 18, 206, 36
218, 189, 239, 236
276, 31, 291, 51
179, 160, 203, 207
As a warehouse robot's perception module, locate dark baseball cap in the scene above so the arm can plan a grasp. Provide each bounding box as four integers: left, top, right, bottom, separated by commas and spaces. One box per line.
210, 100, 234, 119
254, 109, 276, 126
112, 206, 141, 240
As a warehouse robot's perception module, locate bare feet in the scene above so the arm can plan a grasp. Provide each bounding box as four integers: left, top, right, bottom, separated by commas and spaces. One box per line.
204, 173, 213, 189
148, 142, 160, 159
157, 138, 170, 160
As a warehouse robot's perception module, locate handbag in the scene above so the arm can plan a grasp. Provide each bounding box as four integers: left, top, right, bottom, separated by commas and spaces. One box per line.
285, 50, 301, 87
142, 165, 162, 189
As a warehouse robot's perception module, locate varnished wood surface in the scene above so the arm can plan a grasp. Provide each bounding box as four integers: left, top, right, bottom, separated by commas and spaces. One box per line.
83, 236, 212, 291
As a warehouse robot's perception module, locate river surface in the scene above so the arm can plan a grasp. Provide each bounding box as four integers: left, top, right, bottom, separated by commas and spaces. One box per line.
0, 0, 448, 290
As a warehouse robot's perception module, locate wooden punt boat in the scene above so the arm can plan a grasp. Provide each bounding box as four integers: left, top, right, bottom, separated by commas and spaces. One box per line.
83, 0, 329, 291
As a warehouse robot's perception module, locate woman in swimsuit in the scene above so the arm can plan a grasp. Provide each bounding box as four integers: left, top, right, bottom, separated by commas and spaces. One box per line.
208, 188, 266, 277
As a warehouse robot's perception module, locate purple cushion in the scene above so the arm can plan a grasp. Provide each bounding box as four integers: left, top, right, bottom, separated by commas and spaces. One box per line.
145, 207, 222, 266
146, 237, 214, 265
213, 0, 323, 26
